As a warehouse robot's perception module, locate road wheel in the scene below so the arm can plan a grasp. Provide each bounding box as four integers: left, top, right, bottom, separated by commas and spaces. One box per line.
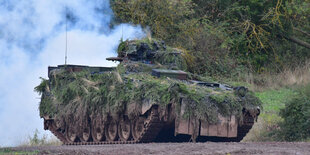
131, 117, 145, 141
66, 124, 77, 143
91, 116, 105, 142
80, 126, 91, 142
118, 116, 132, 141
105, 119, 118, 141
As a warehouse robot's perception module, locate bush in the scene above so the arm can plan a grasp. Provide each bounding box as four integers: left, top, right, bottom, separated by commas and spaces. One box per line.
278, 84, 310, 141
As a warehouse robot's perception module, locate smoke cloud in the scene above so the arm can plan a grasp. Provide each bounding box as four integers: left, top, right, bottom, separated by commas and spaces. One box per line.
0, 0, 144, 146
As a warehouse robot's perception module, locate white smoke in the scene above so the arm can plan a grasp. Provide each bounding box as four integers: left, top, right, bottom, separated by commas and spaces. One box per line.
0, 0, 144, 146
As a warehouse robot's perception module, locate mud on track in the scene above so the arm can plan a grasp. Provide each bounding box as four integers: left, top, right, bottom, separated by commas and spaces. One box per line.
8, 142, 310, 155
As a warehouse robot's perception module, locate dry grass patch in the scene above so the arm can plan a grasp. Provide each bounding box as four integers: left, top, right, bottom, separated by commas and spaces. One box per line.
19, 129, 62, 147
240, 61, 310, 91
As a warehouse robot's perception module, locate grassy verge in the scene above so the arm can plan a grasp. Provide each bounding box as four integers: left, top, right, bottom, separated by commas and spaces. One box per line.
19, 129, 62, 147
0, 148, 39, 155
243, 88, 296, 141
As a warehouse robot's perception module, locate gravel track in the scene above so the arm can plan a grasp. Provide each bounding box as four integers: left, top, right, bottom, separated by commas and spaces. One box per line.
8, 142, 310, 155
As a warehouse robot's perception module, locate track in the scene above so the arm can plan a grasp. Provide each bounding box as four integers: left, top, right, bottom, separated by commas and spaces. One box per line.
63, 111, 164, 145
46, 107, 255, 145
46, 106, 164, 145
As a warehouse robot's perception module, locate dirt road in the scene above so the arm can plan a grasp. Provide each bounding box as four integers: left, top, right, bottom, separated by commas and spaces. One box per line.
7, 142, 310, 155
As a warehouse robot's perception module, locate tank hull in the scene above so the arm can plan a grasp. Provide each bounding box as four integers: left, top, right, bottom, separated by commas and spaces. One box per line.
43, 102, 259, 144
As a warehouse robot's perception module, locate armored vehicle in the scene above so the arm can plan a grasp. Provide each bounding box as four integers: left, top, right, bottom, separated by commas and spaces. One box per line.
36, 39, 261, 145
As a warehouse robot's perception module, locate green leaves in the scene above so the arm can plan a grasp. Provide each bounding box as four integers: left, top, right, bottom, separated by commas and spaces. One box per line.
278, 84, 310, 141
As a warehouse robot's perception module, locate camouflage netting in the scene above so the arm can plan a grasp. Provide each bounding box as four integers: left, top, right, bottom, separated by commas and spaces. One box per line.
35, 64, 261, 124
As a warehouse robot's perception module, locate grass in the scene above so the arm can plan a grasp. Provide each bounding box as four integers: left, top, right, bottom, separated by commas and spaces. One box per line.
243, 87, 299, 141
0, 130, 60, 155
0, 148, 39, 155
256, 88, 296, 113
19, 129, 62, 147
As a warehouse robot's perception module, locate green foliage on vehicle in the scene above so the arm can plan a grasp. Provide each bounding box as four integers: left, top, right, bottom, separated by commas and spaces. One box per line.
36, 64, 261, 124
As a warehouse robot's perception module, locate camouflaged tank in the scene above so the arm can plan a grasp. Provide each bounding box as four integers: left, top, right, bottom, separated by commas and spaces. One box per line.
36, 39, 261, 144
